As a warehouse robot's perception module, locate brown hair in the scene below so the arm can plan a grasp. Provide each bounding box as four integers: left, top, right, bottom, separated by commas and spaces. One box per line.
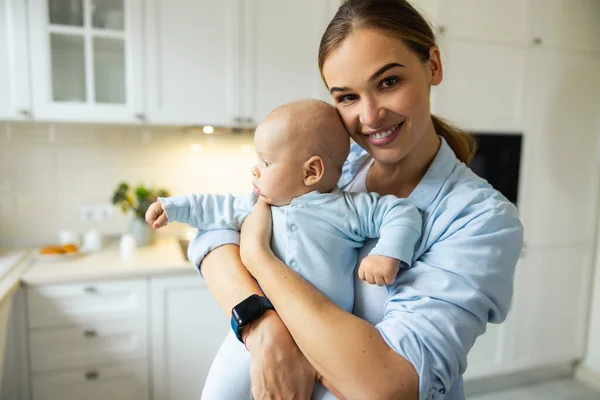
318, 0, 477, 164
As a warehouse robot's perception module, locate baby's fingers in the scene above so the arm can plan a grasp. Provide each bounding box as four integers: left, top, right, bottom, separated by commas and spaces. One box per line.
153, 213, 168, 229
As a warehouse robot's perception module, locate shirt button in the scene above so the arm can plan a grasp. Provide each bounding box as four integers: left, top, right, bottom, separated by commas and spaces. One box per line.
290, 261, 298, 269
290, 224, 298, 232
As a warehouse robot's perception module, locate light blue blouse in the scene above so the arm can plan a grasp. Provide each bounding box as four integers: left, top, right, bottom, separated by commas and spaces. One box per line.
188, 137, 523, 400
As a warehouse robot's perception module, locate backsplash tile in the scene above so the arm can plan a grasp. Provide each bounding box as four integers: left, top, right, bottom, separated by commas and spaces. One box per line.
0, 122, 256, 247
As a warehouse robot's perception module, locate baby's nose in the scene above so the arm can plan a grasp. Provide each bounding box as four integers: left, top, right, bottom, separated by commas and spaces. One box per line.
251, 166, 260, 177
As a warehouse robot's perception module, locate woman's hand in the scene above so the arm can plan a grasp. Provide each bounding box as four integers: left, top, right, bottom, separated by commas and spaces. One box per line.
240, 199, 275, 273
245, 312, 317, 400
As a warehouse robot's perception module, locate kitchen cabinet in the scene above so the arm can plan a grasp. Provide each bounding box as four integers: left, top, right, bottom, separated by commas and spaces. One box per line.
0, 0, 31, 121
509, 246, 592, 369
144, 0, 240, 126
31, 363, 148, 400
24, 278, 150, 400
145, 0, 339, 127
530, 0, 600, 54
411, 0, 529, 132
518, 50, 600, 247
241, 0, 339, 124
27, 0, 145, 123
434, 40, 528, 132
151, 274, 229, 400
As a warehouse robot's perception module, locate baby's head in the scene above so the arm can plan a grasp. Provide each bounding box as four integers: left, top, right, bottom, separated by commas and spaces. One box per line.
251, 99, 350, 206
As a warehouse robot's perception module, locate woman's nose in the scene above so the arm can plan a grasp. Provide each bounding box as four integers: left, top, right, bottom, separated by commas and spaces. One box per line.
251, 166, 260, 177
359, 97, 386, 127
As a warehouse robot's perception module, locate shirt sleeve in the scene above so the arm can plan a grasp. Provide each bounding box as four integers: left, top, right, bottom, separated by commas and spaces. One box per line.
349, 193, 422, 266
187, 229, 241, 275
374, 201, 523, 400
159, 191, 254, 231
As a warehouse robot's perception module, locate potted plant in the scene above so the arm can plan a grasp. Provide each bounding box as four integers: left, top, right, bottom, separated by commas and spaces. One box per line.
112, 182, 170, 246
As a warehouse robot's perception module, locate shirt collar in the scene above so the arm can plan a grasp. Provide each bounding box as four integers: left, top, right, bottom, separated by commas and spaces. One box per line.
408, 137, 458, 211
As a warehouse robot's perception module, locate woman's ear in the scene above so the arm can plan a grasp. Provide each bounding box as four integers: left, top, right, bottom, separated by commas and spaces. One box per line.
303, 156, 325, 186
428, 47, 443, 86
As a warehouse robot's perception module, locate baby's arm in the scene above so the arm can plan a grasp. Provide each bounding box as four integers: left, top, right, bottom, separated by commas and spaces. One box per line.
145, 192, 254, 231
349, 192, 422, 285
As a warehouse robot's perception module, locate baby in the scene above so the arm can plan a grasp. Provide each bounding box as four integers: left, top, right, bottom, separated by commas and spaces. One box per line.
145, 99, 422, 399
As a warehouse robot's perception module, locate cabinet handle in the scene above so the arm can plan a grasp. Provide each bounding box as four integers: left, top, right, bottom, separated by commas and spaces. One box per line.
18, 109, 31, 117
135, 113, 146, 121
244, 117, 254, 124
85, 371, 99, 381
83, 329, 97, 338
83, 286, 97, 294
233, 117, 242, 123
532, 37, 542, 46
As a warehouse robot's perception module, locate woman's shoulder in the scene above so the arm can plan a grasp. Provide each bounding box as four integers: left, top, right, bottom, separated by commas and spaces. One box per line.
431, 162, 521, 239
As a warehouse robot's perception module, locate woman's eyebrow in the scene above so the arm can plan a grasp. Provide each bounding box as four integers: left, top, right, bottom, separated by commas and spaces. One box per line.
329, 62, 405, 94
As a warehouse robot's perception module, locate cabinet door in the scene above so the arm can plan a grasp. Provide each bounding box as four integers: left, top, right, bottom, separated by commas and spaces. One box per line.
438, 0, 530, 45
0, 0, 31, 120
145, 0, 240, 126
530, 0, 600, 53
519, 50, 600, 247
27, 0, 144, 123
434, 39, 528, 132
151, 274, 229, 400
242, 0, 339, 124
508, 245, 592, 368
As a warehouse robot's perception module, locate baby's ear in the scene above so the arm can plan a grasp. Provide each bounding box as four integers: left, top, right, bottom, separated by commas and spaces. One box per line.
303, 156, 325, 186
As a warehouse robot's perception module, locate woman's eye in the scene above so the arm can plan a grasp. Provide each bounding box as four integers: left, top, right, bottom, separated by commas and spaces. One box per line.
380, 76, 398, 89
337, 94, 358, 103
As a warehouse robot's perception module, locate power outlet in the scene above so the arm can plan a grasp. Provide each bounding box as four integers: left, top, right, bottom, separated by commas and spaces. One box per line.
81, 204, 115, 222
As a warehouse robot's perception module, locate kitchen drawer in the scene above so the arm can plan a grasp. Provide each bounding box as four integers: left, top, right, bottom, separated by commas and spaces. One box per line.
31, 362, 148, 400
29, 318, 148, 373
27, 279, 147, 328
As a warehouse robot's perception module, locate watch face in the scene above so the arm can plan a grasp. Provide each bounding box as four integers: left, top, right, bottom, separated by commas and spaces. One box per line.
232, 295, 264, 326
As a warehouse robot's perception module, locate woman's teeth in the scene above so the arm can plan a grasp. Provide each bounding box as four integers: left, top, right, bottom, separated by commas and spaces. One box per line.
369, 122, 402, 139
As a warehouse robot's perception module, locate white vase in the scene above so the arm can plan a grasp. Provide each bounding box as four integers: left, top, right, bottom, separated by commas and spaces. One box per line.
129, 218, 156, 247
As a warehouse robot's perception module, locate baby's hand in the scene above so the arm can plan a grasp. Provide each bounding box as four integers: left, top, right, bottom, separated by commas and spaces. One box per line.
145, 201, 168, 229
357, 255, 400, 286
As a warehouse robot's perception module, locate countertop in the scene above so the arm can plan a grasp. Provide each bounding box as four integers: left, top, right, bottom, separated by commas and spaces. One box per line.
20, 236, 195, 286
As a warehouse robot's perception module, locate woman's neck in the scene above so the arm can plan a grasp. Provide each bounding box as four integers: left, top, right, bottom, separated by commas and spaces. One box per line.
366, 130, 441, 199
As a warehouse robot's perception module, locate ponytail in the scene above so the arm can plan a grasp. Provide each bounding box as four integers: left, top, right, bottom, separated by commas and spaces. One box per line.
432, 115, 477, 165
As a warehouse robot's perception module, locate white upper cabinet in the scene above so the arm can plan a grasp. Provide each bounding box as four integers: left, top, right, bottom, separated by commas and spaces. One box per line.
241, 0, 339, 125
519, 50, 600, 246
144, 0, 240, 126
435, 41, 527, 132
410, 0, 529, 132
530, 0, 600, 53
0, 0, 32, 120
27, 0, 144, 123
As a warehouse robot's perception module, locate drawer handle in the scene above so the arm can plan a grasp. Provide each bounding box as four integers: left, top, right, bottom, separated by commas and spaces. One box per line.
83, 286, 97, 294
83, 330, 97, 338
85, 371, 99, 380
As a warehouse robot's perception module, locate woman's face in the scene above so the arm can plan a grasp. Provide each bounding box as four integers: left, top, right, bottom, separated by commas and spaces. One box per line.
322, 28, 442, 165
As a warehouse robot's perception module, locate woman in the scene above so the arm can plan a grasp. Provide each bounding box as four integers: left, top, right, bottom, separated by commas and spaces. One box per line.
190, 0, 523, 399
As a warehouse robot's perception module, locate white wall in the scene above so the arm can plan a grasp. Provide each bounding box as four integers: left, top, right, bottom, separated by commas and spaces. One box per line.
0, 123, 256, 247
580, 211, 600, 380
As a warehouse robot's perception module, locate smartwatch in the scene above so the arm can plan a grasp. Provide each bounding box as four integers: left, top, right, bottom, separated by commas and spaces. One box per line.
230, 294, 275, 342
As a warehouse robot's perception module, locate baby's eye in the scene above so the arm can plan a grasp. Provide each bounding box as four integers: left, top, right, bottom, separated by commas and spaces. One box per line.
260, 161, 271, 168
380, 76, 398, 89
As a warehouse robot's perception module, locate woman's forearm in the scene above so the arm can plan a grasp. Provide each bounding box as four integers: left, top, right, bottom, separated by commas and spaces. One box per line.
200, 244, 264, 313
249, 252, 418, 400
